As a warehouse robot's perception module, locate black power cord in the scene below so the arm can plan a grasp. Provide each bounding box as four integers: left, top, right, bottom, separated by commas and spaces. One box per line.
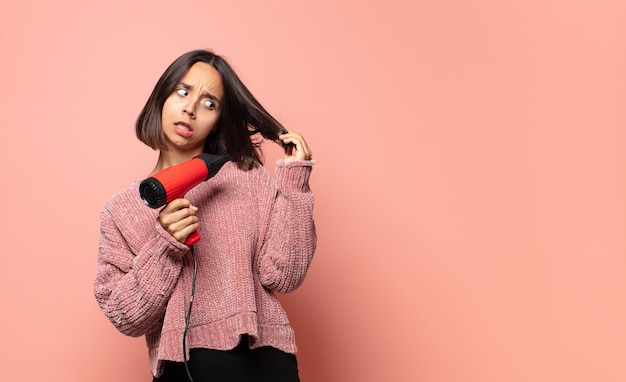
183, 245, 198, 382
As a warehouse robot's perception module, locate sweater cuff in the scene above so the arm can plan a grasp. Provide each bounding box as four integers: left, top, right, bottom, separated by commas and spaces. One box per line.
275, 159, 315, 194
153, 222, 191, 259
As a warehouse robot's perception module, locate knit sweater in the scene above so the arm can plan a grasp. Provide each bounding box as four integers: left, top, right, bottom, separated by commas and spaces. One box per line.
94, 159, 316, 377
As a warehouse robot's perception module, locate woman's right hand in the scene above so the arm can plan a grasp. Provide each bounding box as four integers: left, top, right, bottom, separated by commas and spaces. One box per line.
158, 198, 199, 244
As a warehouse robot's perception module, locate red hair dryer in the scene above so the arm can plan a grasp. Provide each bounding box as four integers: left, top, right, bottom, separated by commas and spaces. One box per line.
139, 153, 230, 245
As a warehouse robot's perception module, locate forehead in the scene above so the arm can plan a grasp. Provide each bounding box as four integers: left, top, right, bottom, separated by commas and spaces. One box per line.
180, 62, 224, 98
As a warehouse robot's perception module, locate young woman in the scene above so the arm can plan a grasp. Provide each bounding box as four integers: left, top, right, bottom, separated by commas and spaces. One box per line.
94, 50, 316, 382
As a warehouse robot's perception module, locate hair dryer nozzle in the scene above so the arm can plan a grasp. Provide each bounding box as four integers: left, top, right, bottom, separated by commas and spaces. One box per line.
139, 178, 168, 208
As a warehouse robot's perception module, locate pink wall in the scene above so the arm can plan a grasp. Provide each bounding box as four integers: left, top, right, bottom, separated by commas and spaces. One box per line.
1, 1, 625, 381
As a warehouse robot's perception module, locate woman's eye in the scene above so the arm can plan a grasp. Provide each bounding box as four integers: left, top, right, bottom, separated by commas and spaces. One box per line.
203, 100, 215, 109
176, 88, 188, 97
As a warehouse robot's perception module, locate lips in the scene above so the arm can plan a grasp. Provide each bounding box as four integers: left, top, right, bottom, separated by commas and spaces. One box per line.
174, 121, 193, 138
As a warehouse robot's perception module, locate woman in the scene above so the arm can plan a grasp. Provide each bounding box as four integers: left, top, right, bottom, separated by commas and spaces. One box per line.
94, 50, 316, 382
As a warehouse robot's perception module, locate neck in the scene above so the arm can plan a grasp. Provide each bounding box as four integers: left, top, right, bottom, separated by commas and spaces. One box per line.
150, 148, 203, 176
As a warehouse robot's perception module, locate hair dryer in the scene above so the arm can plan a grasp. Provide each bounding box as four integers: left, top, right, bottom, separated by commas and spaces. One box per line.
139, 153, 230, 245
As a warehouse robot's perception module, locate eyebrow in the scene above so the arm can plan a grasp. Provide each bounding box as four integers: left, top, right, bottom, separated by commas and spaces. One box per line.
179, 82, 221, 105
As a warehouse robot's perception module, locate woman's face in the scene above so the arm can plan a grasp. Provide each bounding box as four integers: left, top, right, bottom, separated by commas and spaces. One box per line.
161, 62, 224, 155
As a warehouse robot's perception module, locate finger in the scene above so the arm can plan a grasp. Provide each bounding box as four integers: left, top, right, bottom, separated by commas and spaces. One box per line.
172, 218, 199, 238
160, 198, 194, 214
159, 200, 199, 237
159, 206, 197, 227
290, 140, 312, 161
165, 215, 199, 239
172, 221, 200, 244
280, 132, 312, 161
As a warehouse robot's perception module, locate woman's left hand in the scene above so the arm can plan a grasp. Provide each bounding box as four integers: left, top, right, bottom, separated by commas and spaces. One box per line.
279, 131, 313, 163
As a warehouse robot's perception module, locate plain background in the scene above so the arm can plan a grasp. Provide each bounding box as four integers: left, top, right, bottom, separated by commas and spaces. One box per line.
1, 0, 625, 381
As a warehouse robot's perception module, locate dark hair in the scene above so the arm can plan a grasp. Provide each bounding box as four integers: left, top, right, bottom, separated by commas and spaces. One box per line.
136, 50, 286, 170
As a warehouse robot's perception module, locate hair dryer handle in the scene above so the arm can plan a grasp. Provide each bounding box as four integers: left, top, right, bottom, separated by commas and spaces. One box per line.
185, 231, 201, 246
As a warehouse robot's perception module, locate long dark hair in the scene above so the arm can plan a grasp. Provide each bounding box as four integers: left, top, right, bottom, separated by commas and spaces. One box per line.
136, 50, 286, 170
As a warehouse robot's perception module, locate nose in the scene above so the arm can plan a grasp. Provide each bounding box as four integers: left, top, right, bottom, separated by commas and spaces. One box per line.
183, 100, 196, 118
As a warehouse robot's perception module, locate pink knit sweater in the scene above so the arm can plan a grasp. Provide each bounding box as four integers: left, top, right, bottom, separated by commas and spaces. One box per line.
94, 159, 316, 377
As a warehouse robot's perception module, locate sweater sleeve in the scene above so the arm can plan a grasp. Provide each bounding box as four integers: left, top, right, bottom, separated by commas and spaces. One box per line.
255, 159, 317, 293
94, 194, 188, 337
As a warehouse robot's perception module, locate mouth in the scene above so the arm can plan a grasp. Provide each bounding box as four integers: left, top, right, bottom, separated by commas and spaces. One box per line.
174, 121, 193, 138
176, 121, 192, 131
